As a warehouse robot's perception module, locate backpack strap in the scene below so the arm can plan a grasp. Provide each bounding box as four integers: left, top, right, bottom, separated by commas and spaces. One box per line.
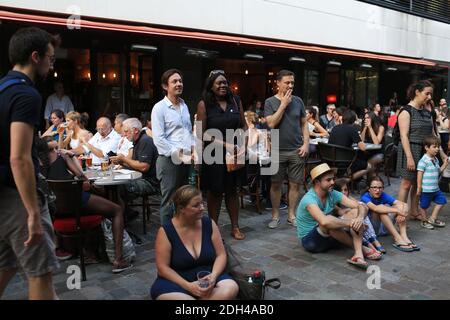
0, 78, 27, 93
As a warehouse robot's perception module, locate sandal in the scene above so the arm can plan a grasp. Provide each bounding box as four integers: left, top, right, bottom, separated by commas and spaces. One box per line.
428, 218, 446, 227
375, 245, 386, 254
112, 261, 133, 274
363, 248, 382, 260
392, 243, 414, 252
407, 242, 421, 251
346, 256, 369, 270
409, 213, 425, 221
231, 227, 246, 240
421, 221, 435, 230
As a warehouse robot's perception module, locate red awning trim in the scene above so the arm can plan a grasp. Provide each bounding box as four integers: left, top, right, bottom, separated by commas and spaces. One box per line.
0, 9, 437, 66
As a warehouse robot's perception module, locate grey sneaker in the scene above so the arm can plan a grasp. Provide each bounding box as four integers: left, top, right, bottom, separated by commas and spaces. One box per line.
268, 218, 281, 229
287, 217, 297, 227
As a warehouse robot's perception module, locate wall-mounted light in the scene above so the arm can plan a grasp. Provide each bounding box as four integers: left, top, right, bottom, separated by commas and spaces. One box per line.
131, 74, 135, 79
130, 44, 158, 52
289, 56, 306, 63
327, 60, 342, 67
113, 73, 117, 79
245, 69, 249, 75
102, 73, 106, 79
87, 72, 91, 79
243, 53, 263, 60
268, 72, 274, 76
360, 63, 373, 69
53, 71, 58, 78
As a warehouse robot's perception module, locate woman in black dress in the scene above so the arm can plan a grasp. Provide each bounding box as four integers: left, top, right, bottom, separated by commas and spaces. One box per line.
196, 70, 247, 240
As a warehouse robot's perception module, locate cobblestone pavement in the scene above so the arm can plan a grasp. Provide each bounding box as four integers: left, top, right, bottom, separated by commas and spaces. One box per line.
3, 177, 450, 300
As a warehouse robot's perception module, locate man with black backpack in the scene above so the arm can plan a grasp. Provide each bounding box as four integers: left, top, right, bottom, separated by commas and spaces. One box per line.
0, 27, 60, 299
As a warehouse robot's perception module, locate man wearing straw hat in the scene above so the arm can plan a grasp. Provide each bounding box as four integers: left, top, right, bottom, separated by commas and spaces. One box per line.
296, 163, 370, 269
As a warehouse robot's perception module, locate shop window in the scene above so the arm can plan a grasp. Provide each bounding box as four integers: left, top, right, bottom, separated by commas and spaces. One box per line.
304, 69, 319, 106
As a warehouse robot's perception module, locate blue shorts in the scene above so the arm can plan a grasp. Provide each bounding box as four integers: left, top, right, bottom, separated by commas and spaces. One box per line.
419, 191, 447, 209
301, 226, 339, 253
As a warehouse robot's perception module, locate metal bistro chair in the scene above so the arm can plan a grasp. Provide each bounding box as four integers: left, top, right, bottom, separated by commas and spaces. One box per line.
317, 142, 357, 191
47, 179, 103, 281
127, 191, 160, 235
383, 142, 398, 186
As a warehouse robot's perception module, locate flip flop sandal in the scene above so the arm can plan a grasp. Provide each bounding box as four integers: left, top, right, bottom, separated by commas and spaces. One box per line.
407, 242, 421, 251
392, 243, 414, 252
347, 257, 369, 270
363, 248, 382, 260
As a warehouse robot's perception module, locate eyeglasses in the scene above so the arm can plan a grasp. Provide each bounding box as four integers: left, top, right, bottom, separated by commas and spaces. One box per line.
45, 54, 56, 64
209, 69, 225, 77
370, 186, 384, 190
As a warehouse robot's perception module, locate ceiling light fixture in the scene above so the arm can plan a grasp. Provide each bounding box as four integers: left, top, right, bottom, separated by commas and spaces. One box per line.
360, 63, 373, 69
386, 67, 398, 71
243, 53, 263, 60
130, 44, 158, 52
185, 48, 218, 59
327, 60, 342, 67
289, 56, 306, 63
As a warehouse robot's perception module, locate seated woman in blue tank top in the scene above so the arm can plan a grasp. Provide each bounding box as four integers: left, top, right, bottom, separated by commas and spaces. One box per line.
151, 185, 238, 300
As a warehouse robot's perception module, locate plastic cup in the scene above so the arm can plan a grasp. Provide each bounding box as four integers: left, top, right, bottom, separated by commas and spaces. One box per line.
197, 271, 211, 288
86, 157, 92, 167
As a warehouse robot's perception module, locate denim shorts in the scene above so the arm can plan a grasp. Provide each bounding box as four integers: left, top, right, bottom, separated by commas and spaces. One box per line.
419, 190, 447, 209
301, 226, 339, 253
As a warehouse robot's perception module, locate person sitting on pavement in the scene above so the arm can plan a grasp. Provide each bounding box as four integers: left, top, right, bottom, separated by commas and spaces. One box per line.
296, 163, 372, 270
334, 178, 384, 257
114, 113, 133, 158
151, 185, 239, 300
360, 176, 418, 252
110, 118, 159, 204
417, 136, 448, 230
35, 138, 132, 273
80, 117, 121, 165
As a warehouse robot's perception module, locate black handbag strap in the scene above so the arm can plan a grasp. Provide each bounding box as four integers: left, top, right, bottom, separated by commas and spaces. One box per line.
264, 278, 281, 289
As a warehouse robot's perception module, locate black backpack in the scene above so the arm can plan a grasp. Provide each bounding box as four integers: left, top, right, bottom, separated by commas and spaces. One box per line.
392, 105, 412, 146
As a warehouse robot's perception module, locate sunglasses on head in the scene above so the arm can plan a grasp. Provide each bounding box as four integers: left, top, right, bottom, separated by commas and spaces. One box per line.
209, 69, 225, 77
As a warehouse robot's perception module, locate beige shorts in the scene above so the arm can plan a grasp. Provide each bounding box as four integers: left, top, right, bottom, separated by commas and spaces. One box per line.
271, 150, 305, 184
0, 186, 59, 277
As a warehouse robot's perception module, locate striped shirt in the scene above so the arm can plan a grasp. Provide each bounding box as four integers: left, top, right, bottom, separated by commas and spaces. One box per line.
417, 154, 440, 193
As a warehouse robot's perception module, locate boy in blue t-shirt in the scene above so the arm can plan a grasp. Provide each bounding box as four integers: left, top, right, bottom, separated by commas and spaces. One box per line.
360, 176, 417, 252
417, 136, 448, 230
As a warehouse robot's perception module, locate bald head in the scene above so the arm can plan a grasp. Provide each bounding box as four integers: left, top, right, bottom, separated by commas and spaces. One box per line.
96, 117, 112, 137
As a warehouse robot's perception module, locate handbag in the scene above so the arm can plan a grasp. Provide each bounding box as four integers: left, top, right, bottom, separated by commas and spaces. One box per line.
225, 149, 245, 172
223, 240, 281, 300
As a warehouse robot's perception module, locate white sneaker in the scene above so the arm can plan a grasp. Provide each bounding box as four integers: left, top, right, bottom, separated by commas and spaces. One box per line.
268, 218, 281, 229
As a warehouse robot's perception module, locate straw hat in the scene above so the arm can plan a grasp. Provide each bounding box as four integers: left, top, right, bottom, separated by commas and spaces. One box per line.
310, 163, 334, 181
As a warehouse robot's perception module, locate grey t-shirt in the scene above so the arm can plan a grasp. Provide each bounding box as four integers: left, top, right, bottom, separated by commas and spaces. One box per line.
264, 95, 306, 151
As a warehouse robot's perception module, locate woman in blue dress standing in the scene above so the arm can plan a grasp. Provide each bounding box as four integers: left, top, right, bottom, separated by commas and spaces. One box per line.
151, 185, 238, 300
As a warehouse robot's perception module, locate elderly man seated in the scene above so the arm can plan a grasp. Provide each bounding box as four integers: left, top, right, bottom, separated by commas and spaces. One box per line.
80, 116, 121, 165
110, 118, 159, 202
296, 163, 371, 270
